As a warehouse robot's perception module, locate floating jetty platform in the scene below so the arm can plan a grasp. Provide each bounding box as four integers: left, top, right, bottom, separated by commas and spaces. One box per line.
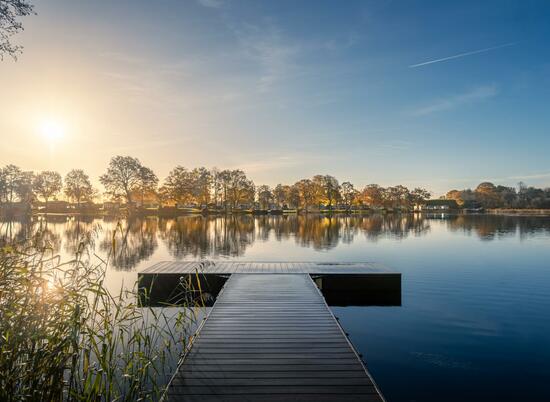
139, 261, 401, 401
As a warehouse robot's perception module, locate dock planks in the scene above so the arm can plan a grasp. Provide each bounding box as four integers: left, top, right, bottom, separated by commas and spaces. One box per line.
142, 261, 391, 275
165, 273, 385, 401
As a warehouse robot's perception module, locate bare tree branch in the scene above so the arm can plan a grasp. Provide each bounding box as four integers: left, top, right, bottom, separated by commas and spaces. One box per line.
0, 0, 34, 60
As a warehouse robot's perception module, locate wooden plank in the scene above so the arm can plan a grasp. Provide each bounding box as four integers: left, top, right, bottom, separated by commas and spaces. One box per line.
165, 273, 385, 401
191, 348, 354, 353
172, 377, 374, 386
177, 395, 383, 402
194, 340, 348, 344
173, 371, 370, 379
169, 385, 379, 395
177, 363, 366, 371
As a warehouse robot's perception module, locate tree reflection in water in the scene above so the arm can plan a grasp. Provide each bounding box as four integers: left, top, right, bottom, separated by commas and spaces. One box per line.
159, 215, 256, 259
446, 214, 550, 241
0, 216, 61, 254
100, 217, 158, 270
1, 214, 549, 271
63, 216, 97, 255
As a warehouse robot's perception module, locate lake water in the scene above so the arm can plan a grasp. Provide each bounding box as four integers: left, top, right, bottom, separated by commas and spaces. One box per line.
2, 213, 549, 402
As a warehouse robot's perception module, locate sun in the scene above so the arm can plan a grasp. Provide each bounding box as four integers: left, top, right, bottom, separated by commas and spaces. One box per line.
38, 118, 65, 142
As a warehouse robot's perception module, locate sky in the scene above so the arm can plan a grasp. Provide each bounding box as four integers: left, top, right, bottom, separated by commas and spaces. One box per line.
1, 0, 549, 196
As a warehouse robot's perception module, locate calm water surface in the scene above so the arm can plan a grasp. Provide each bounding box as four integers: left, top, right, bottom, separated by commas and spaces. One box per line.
2, 214, 549, 402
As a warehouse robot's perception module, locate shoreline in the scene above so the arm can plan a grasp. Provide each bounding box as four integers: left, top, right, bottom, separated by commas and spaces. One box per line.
486, 208, 550, 216
2, 208, 550, 219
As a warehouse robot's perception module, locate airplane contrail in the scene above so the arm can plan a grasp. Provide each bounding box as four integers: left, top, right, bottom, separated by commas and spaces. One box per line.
409, 42, 516, 68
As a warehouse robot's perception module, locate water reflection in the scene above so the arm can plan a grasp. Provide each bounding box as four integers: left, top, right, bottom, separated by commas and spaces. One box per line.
63, 216, 98, 255
1, 214, 550, 270
445, 214, 550, 240
0, 218, 32, 244
0, 217, 61, 253
159, 215, 256, 259
100, 217, 158, 270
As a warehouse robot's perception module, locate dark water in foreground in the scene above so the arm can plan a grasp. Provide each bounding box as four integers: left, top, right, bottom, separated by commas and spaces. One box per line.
2, 213, 550, 402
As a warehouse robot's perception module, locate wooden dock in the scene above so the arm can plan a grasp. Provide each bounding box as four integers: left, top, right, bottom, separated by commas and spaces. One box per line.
142, 261, 391, 275
163, 272, 387, 401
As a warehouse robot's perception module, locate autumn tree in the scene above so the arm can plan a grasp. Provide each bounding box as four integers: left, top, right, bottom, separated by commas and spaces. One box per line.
475, 182, 500, 208
273, 184, 286, 208
446, 189, 464, 205
476, 182, 497, 193
340, 181, 358, 210
64, 169, 94, 207
443, 181, 550, 209
274, 182, 300, 209
210, 168, 222, 207
294, 179, 317, 212
136, 166, 158, 206
217, 170, 232, 210
288, 185, 300, 209
312, 175, 340, 208
390, 185, 410, 208
162, 166, 195, 205
410, 187, 431, 206
0, 0, 34, 60
190, 167, 211, 206
15, 171, 34, 203
256, 185, 273, 209
360, 184, 385, 208
0, 164, 33, 203
100, 156, 154, 205
33, 171, 62, 208
226, 170, 254, 209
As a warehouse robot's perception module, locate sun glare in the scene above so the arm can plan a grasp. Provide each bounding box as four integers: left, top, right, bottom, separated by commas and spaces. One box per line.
38, 118, 65, 142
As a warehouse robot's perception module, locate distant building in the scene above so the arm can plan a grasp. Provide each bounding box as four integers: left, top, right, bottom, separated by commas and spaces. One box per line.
414, 199, 459, 212
35, 200, 71, 212
139, 202, 160, 209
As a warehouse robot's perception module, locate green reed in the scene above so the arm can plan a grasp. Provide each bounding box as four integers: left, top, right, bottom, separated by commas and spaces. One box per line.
0, 226, 202, 401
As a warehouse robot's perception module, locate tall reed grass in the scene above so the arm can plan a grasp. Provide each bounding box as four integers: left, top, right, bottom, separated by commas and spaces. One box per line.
0, 225, 202, 401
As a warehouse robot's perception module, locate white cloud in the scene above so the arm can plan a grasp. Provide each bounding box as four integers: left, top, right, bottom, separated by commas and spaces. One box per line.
411, 85, 498, 116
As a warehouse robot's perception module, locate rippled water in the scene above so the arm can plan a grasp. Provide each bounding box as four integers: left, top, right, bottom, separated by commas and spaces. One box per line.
2, 213, 549, 402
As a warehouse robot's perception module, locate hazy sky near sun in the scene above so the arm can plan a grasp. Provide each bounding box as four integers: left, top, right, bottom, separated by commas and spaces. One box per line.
1, 0, 550, 195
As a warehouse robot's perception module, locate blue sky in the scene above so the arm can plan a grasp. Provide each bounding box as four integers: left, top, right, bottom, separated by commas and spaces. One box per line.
1, 0, 549, 195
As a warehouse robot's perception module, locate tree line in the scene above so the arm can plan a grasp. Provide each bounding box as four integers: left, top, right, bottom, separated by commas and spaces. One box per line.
0, 165, 94, 209
0, 156, 431, 212
446, 182, 550, 209
2, 155, 549, 212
